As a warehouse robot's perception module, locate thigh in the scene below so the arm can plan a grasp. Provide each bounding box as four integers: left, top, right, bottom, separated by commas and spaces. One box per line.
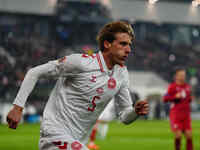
183, 117, 192, 131
170, 116, 183, 132
184, 130, 192, 139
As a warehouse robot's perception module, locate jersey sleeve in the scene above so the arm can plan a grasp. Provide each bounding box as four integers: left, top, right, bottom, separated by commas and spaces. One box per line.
13, 54, 82, 108
163, 84, 176, 102
114, 69, 139, 124
45, 54, 82, 77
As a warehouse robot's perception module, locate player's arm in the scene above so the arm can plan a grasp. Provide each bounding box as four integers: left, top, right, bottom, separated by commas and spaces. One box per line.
163, 84, 181, 103
114, 70, 149, 125
7, 54, 81, 129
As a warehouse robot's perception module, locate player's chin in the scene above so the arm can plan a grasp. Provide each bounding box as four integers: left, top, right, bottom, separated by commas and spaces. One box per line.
116, 59, 125, 66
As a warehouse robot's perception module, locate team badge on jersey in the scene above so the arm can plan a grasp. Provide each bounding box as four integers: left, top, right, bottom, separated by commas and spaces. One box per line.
90, 75, 97, 82
108, 78, 116, 89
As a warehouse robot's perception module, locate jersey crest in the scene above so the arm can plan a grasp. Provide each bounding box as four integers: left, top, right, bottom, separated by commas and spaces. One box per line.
108, 78, 116, 89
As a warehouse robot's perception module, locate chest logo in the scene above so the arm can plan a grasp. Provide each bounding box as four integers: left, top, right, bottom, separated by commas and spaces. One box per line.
108, 78, 116, 89
90, 75, 97, 83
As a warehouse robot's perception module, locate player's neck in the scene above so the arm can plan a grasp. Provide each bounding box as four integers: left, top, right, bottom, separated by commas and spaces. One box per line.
102, 52, 114, 70
175, 80, 185, 85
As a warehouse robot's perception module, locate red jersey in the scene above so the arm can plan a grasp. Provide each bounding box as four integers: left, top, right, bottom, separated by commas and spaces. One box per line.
163, 82, 192, 116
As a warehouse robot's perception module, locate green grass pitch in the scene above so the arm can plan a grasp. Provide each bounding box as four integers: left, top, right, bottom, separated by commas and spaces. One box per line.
0, 120, 199, 150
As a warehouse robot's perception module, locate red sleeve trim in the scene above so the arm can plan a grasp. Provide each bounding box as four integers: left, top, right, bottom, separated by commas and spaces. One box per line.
96, 53, 104, 72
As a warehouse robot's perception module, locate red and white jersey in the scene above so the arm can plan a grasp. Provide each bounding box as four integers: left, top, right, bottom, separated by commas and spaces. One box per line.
163, 82, 192, 117
13, 51, 137, 144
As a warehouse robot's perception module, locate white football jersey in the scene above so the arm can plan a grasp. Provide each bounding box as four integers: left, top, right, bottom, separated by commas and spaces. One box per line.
13, 51, 138, 144
98, 99, 116, 122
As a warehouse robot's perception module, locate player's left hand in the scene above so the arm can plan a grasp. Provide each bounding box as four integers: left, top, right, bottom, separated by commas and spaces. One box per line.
134, 100, 149, 115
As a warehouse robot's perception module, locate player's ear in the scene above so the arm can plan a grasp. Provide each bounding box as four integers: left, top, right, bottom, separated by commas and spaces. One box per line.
104, 40, 111, 49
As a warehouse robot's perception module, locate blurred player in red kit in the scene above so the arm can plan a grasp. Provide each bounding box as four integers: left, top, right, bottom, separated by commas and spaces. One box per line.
163, 68, 193, 150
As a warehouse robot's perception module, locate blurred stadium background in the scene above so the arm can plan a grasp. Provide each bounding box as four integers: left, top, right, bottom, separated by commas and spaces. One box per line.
0, 0, 200, 149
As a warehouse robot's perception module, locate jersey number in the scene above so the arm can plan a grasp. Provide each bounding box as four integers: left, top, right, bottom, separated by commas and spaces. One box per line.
88, 96, 100, 112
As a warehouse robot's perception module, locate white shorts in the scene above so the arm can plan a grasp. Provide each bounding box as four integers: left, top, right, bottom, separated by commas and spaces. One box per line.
39, 137, 89, 150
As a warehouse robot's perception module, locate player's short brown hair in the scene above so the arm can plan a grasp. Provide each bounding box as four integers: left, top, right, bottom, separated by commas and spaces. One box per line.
97, 21, 135, 51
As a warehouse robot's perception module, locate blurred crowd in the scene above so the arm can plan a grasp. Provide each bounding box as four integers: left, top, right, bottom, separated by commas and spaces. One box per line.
0, 33, 59, 112
128, 21, 200, 96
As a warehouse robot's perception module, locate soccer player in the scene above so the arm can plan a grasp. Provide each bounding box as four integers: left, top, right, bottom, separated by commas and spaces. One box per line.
7, 21, 149, 150
163, 68, 193, 150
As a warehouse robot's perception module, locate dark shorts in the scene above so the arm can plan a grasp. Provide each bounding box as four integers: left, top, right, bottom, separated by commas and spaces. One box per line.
169, 113, 191, 132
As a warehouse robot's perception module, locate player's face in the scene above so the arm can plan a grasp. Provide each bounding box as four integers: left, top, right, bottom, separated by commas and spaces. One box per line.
175, 70, 186, 83
108, 33, 132, 66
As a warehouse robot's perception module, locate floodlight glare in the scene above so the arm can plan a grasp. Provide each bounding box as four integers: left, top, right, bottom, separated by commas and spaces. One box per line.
149, 0, 159, 5
192, 0, 200, 7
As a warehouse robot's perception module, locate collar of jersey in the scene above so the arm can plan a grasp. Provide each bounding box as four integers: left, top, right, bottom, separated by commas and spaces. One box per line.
97, 51, 110, 73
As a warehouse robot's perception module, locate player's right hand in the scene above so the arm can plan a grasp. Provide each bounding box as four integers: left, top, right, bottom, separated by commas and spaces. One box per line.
135, 100, 149, 115
6, 105, 23, 129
